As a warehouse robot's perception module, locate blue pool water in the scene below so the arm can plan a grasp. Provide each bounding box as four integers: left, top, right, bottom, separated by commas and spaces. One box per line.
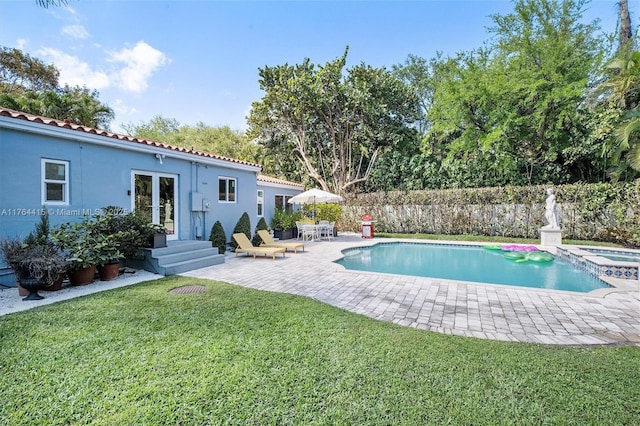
336, 243, 611, 293
583, 248, 640, 263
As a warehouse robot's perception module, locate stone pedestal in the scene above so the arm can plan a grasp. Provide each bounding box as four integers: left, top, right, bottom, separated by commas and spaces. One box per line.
540, 228, 562, 247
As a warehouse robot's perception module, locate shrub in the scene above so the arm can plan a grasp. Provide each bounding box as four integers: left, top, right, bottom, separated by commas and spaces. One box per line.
230, 212, 251, 251
303, 203, 342, 223
94, 206, 147, 259
271, 208, 301, 230
252, 217, 269, 246
209, 221, 227, 254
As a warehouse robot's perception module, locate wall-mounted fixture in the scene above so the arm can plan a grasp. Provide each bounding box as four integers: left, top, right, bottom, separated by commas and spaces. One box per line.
155, 153, 166, 164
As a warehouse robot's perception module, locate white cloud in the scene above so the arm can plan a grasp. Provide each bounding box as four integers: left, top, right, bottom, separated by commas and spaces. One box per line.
34, 41, 168, 96
37, 47, 110, 89
111, 99, 138, 115
61, 25, 90, 40
16, 39, 27, 50
109, 41, 170, 93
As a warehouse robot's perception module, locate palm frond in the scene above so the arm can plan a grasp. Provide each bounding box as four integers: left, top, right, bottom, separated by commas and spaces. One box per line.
35, 0, 68, 8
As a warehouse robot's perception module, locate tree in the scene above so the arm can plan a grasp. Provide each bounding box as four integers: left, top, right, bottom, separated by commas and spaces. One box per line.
425, 0, 606, 186
487, 0, 605, 183
587, 0, 640, 181
251, 217, 269, 247
209, 220, 227, 254
230, 212, 251, 252
392, 54, 439, 134
122, 116, 260, 163
619, 0, 633, 53
247, 47, 421, 195
592, 50, 640, 180
0, 86, 114, 129
0, 46, 59, 95
0, 46, 114, 129
122, 116, 181, 142
35, 0, 68, 7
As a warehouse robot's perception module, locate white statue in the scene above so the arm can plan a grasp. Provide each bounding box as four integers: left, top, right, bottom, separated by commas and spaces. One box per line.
543, 188, 559, 230
164, 201, 174, 232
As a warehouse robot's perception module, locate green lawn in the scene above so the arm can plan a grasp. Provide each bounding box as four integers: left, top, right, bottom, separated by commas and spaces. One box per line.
1, 277, 638, 425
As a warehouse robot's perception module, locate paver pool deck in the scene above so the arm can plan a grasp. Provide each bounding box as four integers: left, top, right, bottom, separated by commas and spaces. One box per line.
183, 234, 640, 346
2, 234, 639, 346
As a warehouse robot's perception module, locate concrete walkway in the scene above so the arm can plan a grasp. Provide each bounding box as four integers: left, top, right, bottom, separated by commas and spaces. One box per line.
0, 269, 162, 316
183, 234, 640, 346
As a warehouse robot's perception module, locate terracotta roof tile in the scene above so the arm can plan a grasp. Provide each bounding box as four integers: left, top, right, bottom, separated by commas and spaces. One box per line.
0, 107, 261, 169
257, 174, 305, 188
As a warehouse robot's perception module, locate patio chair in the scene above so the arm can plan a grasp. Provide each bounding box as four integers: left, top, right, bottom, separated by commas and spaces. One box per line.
257, 230, 305, 253
295, 221, 304, 240
300, 223, 318, 241
318, 220, 334, 240
232, 233, 286, 260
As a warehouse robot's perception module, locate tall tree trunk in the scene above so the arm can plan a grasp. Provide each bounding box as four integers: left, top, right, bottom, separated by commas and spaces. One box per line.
619, 0, 633, 52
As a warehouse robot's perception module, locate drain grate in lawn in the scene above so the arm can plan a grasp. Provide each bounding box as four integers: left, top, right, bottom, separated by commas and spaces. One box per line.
168, 285, 207, 295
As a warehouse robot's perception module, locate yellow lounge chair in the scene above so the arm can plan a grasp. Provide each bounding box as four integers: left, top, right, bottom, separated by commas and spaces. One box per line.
257, 230, 305, 253
232, 233, 286, 260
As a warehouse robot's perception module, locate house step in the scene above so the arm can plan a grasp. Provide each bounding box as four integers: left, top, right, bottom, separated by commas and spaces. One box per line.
162, 255, 225, 276
149, 240, 213, 256
143, 240, 225, 275
156, 248, 219, 265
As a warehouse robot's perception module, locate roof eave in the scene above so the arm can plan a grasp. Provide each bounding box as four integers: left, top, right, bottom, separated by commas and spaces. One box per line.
0, 115, 262, 173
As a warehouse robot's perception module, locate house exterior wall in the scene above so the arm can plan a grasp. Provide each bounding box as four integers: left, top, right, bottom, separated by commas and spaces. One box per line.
0, 117, 264, 247
194, 163, 259, 243
257, 182, 304, 228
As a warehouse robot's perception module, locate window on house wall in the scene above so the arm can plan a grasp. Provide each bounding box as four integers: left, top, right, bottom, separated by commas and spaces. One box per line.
275, 195, 293, 212
218, 177, 236, 202
42, 159, 69, 204
257, 190, 264, 216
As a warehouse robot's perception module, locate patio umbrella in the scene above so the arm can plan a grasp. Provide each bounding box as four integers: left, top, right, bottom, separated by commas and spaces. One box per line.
288, 188, 343, 218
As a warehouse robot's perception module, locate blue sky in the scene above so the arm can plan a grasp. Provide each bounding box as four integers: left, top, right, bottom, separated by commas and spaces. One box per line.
0, 0, 627, 134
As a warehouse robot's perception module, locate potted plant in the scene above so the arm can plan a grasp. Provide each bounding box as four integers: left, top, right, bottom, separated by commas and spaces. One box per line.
93, 207, 139, 279
51, 218, 98, 286
144, 223, 167, 248
271, 209, 300, 240
94, 233, 124, 281
1, 238, 68, 300
95, 207, 151, 262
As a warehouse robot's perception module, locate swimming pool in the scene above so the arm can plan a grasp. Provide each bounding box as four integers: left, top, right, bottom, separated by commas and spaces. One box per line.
336, 242, 611, 293
581, 248, 640, 263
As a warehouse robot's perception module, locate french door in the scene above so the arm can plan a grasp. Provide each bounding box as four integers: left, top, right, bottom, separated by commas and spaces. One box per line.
132, 171, 178, 240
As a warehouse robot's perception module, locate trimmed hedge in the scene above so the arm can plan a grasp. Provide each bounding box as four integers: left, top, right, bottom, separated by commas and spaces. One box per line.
339, 181, 640, 246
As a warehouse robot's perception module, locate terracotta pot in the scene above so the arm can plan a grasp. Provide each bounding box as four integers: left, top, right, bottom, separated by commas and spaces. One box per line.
68, 265, 96, 286
98, 263, 120, 281
17, 283, 29, 297
45, 274, 64, 291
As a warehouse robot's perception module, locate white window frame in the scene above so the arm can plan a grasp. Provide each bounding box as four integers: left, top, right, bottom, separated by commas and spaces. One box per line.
275, 194, 293, 213
257, 190, 264, 217
41, 159, 69, 205
218, 177, 237, 203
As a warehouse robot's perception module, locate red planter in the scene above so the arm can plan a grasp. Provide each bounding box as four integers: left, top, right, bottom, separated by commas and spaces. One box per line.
68, 265, 96, 286
98, 263, 120, 281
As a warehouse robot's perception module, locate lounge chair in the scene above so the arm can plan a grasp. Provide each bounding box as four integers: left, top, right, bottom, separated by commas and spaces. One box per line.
257, 230, 305, 253
232, 233, 286, 260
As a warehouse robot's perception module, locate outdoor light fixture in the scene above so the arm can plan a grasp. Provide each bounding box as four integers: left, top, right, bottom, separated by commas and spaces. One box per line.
155, 153, 165, 164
